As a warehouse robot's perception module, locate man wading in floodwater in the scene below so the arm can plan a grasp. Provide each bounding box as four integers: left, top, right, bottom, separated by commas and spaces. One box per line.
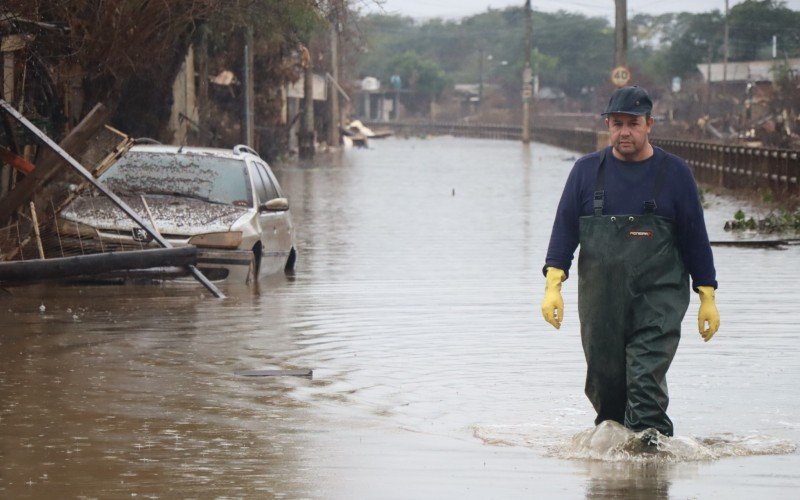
540, 86, 720, 440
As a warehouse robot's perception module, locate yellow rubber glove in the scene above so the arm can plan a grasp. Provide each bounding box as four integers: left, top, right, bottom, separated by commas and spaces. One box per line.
697, 286, 720, 342
541, 267, 566, 329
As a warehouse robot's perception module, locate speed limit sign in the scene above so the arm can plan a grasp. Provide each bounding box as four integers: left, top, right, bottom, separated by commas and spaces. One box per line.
611, 66, 631, 87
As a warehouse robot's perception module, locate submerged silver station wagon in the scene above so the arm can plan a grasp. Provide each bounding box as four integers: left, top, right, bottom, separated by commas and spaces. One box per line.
59, 144, 296, 282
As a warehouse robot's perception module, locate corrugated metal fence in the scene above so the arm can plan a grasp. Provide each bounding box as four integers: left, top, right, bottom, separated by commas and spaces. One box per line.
367, 121, 799, 201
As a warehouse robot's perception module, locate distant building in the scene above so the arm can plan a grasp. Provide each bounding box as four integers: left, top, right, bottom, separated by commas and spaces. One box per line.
354, 77, 411, 122
697, 58, 800, 84
696, 58, 799, 145
284, 73, 327, 149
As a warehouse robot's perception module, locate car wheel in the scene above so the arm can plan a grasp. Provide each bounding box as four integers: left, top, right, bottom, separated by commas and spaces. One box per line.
284, 247, 296, 274
252, 242, 262, 277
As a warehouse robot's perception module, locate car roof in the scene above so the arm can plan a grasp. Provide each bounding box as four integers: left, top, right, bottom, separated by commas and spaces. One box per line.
127, 144, 260, 161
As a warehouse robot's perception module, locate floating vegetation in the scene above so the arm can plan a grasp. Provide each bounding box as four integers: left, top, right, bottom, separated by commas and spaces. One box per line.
724, 209, 800, 233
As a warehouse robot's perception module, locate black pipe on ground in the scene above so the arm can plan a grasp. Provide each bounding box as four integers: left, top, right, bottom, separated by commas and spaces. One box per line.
0, 247, 198, 283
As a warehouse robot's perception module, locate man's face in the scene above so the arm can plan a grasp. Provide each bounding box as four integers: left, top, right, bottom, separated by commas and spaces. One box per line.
605, 113, 654, 161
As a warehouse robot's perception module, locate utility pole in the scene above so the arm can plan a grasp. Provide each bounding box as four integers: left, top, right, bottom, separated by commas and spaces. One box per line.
614, 0, 627, 68
521, 0, 532, 144
723, 0, 729, 94
299, 45, 315, 159
197, 26, 210, 142
478, 46, 484, 110
242, 25, 255, 147
706, 45, 713, 117
327, 0, 341, 148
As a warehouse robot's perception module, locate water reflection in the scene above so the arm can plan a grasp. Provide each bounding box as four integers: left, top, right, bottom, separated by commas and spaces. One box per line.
2, 137, 800, 497
0, 283, 315, 497
582, 461, 678, 499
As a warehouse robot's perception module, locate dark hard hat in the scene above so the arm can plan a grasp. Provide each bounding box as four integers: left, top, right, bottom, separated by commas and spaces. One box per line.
602, 86, 652, 116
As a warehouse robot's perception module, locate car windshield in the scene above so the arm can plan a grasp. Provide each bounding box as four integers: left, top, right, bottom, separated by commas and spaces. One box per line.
100, 151, 252, 206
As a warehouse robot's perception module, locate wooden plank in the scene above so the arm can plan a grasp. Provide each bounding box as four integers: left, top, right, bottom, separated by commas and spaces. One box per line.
1, 35, 30, 53
0, 103, 109, 223
28, 201, 45, 259
39, 126, 133, 218
0, 246, 198, 282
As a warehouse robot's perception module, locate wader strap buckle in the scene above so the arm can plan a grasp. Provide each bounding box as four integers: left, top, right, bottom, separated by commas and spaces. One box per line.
594, 191, 605, 216
643, 199, 657, 213
593, 147, 609, 216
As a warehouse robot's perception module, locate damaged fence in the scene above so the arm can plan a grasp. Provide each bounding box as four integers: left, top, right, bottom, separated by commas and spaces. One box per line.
0, 99, 226, 298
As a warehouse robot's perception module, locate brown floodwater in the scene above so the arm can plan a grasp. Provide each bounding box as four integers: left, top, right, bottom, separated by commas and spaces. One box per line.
1, 137, 799, 498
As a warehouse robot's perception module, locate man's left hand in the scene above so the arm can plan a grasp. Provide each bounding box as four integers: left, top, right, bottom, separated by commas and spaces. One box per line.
697, 286, 720, 342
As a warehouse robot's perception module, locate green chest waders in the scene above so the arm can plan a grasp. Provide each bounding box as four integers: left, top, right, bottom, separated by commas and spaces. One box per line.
577, 148, 690, 436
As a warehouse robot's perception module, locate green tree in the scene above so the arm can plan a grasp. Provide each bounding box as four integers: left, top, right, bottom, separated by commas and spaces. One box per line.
628, 14, 681, 84
533, 10, 613, 97
385, 50, 450, 115
651, 1, 800, 80
662, 11, 725, 78
728, 0, 800, 60
7, 0, 325, 147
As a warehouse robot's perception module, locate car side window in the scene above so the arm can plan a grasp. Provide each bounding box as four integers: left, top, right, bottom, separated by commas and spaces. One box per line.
263, 166, 284, 198
251, 161, 270, 204
255, 163, 280, 202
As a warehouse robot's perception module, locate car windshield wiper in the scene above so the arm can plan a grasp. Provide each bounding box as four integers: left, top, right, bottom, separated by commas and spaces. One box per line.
162, 191, 228, 205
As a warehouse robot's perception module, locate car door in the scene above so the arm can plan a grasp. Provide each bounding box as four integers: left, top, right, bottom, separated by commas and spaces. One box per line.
251, 160, 292, 276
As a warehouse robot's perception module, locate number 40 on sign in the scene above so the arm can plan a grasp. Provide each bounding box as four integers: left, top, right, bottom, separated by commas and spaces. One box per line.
611, 66, 631, 87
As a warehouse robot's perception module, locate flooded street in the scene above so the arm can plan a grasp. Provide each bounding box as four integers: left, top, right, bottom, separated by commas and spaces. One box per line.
2, 136, 799, 498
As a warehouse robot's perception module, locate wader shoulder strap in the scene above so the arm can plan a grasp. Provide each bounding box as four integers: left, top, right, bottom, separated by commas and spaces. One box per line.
643, 149, 670, 214
593, 147, 608, 216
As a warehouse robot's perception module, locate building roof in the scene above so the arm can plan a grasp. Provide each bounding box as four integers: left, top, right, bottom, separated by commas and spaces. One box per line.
697, 58, 800, 83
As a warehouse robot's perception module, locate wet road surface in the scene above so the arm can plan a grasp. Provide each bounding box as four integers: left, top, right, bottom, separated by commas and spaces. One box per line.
1, 136, 799, 498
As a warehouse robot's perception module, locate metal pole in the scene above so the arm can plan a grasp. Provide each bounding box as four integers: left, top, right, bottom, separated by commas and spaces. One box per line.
522, 0, 532, 143
0, 99, 226, 298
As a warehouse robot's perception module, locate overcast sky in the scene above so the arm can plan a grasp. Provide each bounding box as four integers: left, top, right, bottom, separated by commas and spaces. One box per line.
360, 0, 800, 21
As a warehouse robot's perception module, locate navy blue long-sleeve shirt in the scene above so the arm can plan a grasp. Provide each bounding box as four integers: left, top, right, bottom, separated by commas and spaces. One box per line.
544, 146, 718, 291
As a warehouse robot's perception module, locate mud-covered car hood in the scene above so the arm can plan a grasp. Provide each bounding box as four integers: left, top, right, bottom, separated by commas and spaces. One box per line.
61, 195, 251, 235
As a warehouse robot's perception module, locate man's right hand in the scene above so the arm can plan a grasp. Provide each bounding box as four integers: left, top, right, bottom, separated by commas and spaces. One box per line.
541, 267, 566, 329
